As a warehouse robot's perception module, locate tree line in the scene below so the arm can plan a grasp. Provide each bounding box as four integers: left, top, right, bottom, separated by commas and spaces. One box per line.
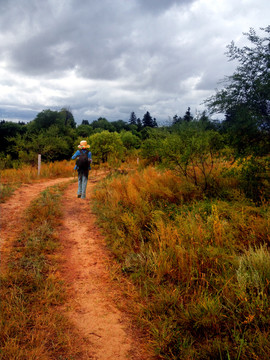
1, 26, 269, 201
0, 108, 162, 166
0, 105, 219, 166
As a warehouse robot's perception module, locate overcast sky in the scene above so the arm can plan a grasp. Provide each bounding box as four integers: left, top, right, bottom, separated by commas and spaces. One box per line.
0, 0, 269, 125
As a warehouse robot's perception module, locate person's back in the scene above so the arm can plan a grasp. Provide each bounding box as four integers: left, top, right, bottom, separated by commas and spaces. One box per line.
72, 140, 92, 199
76, 149, 90, 175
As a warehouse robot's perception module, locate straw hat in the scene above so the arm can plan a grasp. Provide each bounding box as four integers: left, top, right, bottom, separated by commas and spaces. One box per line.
78, 140, 90, 149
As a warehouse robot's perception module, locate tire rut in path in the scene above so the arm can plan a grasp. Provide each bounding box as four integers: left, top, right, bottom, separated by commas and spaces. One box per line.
60, 178, 152, 360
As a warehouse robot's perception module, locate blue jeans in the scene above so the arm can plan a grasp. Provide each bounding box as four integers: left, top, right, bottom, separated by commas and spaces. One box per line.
78, 173, 88, 198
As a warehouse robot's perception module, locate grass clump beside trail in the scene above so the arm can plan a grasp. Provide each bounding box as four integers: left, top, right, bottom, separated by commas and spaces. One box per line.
0, 183, 84, 360
93, 166, 270, 360
0, 160, 75, 203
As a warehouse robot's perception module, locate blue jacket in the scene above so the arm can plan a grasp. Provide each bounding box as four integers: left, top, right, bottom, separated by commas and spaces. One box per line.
72, 149, 92, 170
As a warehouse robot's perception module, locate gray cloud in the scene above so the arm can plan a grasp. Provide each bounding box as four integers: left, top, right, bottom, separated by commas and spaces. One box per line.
0, 106, 39, 122
0, 0, 269, 123
136, 0, 196, 13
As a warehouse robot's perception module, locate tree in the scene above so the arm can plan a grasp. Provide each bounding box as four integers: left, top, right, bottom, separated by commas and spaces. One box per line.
205, 26, 270, 154
142, 111, 157, 128
60, 108, 76, 128
11, 125, 72, 163
82, 119, 90, 125
90, 117, 115, 132
172, 109, 193, 126
222, 106, 265, 155
163, 122, 224, 190
120, 131, 141, 150
129, 112, 137, 125
197, 111, 219, 131
76, 124, 93, 137
172, 114, 182, 125
183, 107, 193, 122
89, 131, 124, 163
137, 118, 142, 130
141, 129, 168, 164
27, 109, 60, 132
111, 120, 128, 132
0, 121, 26, 154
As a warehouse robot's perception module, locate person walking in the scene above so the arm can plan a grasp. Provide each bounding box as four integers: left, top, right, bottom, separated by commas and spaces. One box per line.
72, 140, 92, 199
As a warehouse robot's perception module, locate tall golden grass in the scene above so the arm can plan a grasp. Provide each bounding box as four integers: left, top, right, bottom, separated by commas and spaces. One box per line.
0, 160, 75, 202
1, 160, 74, 183
93, 165, 270, 359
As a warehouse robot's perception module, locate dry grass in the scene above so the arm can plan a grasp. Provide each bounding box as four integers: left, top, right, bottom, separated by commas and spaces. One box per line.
0, 183, 88, 359
93, 165, 270, 359
0, 160, 75, 202
1, 160, 74, 183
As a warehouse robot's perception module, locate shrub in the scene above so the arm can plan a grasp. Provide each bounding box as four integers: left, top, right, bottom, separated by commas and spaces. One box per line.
93, 166, 270, 359
163, 125, 224, 191
88, 130, 124, 165
237, 156, 270, 204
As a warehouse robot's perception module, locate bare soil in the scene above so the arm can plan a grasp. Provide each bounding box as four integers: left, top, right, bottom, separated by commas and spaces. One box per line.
60, 174, 153, 360
0, 174, 154, 360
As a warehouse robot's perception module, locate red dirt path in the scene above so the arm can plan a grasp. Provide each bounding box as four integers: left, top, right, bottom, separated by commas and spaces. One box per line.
59, 174, 153, 360
0, 175, 154, 360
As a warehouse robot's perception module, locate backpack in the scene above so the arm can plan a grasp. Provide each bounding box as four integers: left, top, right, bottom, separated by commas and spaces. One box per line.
76, 150, 89, 170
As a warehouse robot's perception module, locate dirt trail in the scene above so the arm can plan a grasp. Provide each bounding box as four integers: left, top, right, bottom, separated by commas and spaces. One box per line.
0, 177, 73, 272
60, 174, 152, 360
1, 174, 153, 360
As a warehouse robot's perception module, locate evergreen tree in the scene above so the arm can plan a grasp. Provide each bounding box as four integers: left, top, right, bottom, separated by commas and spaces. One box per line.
129, 111, 137, 125
137, 118, 142, 130
142, 111, 154, 127
183, 107, 193, 122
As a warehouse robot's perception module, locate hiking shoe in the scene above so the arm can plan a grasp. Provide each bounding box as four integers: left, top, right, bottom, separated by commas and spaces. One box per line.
77, 194, 81, 198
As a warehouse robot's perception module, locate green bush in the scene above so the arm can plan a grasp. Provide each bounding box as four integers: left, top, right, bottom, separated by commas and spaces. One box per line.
88, 130, 125, 164
237, 157, 270, 204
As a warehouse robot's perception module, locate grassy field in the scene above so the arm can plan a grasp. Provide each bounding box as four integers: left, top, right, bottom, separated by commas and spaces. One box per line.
92, 165, 270, 359
1, 159, 269, 359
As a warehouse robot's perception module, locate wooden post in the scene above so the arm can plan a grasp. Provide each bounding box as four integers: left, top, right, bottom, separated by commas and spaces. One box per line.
38, 154, 41, 176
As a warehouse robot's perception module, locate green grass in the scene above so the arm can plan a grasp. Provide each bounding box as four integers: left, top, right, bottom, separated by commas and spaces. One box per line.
0, 183, 19, 203
0, 182, 85, 359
